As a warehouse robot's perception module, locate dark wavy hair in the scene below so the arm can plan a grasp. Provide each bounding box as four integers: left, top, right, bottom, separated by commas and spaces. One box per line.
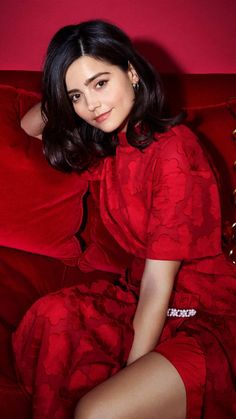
41, 19, 182, 173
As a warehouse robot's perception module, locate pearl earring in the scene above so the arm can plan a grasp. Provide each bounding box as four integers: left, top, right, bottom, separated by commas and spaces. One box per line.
132, 82, 139, 91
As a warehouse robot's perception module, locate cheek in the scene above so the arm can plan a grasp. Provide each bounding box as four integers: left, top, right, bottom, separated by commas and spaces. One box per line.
72, 104, 80, 115
114, 83, 135, 108
121, 89, 135, 113
73, 104, 87, 119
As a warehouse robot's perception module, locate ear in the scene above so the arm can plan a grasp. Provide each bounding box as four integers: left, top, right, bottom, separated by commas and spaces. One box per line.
127, 62, 139, 84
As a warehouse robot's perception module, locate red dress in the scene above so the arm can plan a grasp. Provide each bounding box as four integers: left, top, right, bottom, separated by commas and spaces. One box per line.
13, 125, 236, 418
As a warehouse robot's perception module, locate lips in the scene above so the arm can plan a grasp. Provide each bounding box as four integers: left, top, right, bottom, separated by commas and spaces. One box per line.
94, 110, 111, 123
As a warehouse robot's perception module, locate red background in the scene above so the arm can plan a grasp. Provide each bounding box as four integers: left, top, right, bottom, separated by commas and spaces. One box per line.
1, 0, 236, 73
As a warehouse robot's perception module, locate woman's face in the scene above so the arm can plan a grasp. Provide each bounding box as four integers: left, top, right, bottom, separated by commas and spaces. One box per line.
65, 55, 139, 132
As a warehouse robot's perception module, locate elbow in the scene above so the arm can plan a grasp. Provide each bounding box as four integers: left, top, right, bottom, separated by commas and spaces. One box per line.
20, 116, 43, 140
20, 116, 30, 135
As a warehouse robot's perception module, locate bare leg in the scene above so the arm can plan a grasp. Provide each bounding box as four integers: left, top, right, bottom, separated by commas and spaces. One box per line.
74, 352, 186, 419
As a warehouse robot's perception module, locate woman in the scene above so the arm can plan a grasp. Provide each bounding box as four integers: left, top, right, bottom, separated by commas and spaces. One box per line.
13, 20, 236, 419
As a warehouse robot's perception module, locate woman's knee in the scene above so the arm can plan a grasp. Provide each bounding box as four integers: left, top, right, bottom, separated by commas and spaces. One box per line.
30, 289, 73, 325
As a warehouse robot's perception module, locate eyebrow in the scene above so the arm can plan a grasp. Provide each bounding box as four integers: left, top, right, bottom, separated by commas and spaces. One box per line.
67, 71, 111, 94
85, 71, 110, 86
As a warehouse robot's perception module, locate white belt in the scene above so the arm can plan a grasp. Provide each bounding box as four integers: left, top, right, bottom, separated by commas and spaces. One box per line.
167, 308, 197, 318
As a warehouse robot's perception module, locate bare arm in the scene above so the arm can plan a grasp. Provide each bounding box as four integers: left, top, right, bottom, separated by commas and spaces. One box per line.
127, 259, 181, 365
20, 102, 45, 140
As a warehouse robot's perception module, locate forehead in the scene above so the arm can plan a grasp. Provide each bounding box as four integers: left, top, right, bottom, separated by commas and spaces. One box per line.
65, 56, 117, 88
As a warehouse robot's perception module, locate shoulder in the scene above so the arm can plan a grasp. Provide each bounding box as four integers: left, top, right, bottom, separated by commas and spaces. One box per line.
82, 160, 104, 181
152, 124, 208, 168
154, 124, 200, 153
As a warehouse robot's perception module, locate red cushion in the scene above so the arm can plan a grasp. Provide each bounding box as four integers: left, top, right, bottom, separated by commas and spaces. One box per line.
0, 374, 31, 419
0, 246, 72, 327
186, 99, 236, 225
0, 85, 88, 261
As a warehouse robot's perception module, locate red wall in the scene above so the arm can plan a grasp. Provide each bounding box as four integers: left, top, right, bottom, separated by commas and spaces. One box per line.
1, 0, 235, 73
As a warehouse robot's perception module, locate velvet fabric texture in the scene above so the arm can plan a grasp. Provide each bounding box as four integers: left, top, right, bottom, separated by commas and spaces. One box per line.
186, 98, 236, 225
0, 85, 88, 262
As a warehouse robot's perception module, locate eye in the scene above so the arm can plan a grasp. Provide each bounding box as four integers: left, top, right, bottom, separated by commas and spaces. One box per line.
95, 80, 108, 89
70, 93, 81, 103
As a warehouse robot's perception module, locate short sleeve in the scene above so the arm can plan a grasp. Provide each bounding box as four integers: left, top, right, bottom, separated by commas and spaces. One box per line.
146, 127, 222, 260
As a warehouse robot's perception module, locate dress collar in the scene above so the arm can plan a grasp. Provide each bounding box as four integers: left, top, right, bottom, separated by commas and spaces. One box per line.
117, 130, 129, 147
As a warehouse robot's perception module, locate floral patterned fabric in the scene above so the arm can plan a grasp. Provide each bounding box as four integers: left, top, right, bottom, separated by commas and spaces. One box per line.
13, 279, 136, 418
13, 125, 236, 418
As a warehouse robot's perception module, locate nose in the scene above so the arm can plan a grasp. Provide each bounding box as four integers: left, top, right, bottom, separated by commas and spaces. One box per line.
86, 95, 101, 112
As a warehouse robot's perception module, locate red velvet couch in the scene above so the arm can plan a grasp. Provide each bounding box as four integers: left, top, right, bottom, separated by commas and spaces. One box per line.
0, 71, 235, 419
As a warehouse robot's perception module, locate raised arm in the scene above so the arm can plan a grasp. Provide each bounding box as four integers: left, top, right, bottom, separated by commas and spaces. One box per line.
20, 102, 45, 139
127, 258, 180, 365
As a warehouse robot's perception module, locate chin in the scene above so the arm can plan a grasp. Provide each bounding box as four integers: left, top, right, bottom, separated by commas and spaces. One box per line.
97, 123, 122, 133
